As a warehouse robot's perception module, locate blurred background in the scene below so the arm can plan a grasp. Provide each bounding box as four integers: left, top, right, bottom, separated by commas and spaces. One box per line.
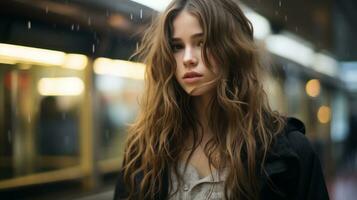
0, 0, 356, 199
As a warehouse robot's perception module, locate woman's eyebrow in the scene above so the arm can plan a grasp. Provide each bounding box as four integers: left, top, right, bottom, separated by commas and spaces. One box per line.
170, 38, 181, 43
191, 32, 203, 39
171, 32, 203, 41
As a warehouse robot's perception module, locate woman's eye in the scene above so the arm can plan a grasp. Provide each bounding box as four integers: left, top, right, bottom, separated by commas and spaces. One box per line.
171, 44, 183, 52
197, 41, 204, 47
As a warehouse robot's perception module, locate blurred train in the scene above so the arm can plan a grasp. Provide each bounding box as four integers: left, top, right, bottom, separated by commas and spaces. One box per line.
0, 0, 354, 199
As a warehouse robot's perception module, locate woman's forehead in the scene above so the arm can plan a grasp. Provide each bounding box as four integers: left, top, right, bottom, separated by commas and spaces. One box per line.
171, 11, 203, 39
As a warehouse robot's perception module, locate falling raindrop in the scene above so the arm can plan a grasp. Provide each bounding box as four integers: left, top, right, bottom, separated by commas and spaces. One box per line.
46, 6, 49, 14
130, 13, 133, 20
27, 21, 31, 29
275, 11, 279, 16
92, 44, 95, 53
88, 17, 91, 26
76, 24, 80, 31
71, 24, 74, 31
106, 10, 109, 17
7, 130, 11, 143
62, 112, 66, 120
284, 15, 288, 22
295, 26, 299, 32
28, 114, 31, 123
136, 42, 139, 51
140, 9, 143, 19
279, 0, 282, 7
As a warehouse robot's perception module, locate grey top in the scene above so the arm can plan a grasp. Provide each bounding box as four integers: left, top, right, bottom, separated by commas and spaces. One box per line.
168, 163, 227, 200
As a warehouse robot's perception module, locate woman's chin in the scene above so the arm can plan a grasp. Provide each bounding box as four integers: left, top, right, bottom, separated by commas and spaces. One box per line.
186, 86, 215, 96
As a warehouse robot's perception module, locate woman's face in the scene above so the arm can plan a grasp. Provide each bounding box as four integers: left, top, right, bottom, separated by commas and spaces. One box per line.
171, 11, 218, 96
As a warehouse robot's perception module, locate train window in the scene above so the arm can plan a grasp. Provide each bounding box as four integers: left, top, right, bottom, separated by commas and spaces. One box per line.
0, 44, 86, 187
93, 58, 145, 173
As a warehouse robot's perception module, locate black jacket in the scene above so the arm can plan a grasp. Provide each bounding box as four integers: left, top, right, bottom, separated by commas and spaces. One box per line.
114, 118, 329, 199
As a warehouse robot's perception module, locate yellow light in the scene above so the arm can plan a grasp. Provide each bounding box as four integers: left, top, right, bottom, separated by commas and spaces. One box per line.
108, 14, 130, 29
93, 57, 145, 80
19, 64, 31, 70
0, 59, 16, 65
305, 79, 320, 97
317, 106, 331, 124
63, 54, 88, 70
0, 43, 65, 66
38, 77, 84, 96
0, 43, 88, 69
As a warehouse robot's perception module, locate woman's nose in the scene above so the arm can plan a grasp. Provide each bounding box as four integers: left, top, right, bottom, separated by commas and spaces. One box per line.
183, 47, 198, 67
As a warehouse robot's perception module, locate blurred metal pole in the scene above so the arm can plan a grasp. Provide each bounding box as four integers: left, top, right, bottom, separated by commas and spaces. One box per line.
80, 58, 98, 189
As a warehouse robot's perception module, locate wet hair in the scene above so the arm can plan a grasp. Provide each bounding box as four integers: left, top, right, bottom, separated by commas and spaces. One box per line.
121, 0, 286, 199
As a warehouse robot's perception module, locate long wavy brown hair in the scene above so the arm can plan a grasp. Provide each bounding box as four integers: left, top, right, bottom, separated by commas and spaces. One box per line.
121, 0, 286, 199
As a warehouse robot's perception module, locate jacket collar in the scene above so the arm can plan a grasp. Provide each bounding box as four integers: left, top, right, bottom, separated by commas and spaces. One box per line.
266, 117, 305, 161
283, 117, 305, 135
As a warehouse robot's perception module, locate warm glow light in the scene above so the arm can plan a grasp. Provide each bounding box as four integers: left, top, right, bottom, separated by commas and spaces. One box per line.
317, 106, 331, 124
0, 43, 87, 70
108, 14, 130, 29
94, 57, 145, 80
63, 54, 88, 70
0, 59, 16, 65
305, 79, 321, 97
38, 77, 84, 96
19, 64, 31, 70
0, 43, 65, 66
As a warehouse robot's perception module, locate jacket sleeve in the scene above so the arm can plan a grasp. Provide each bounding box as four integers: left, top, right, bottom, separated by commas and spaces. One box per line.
287, 131, 330, 200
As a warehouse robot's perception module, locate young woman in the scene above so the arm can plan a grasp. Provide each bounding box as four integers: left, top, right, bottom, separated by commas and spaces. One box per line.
114, 0, 329, 199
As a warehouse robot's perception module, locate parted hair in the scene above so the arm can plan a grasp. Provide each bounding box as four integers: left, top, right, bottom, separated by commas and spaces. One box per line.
121, 0, 286, 199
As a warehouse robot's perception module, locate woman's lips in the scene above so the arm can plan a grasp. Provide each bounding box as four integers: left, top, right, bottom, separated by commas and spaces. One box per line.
183, 71, 203, 83
183, 76, 203, 83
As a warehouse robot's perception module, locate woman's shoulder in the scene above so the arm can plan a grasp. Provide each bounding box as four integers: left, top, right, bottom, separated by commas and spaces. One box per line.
267, 117, 317, 161
280, 117, 316, 157
264, 117, 329, 199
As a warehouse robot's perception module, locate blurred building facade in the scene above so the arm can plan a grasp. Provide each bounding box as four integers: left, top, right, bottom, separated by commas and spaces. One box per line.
0, 0, 356, 199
